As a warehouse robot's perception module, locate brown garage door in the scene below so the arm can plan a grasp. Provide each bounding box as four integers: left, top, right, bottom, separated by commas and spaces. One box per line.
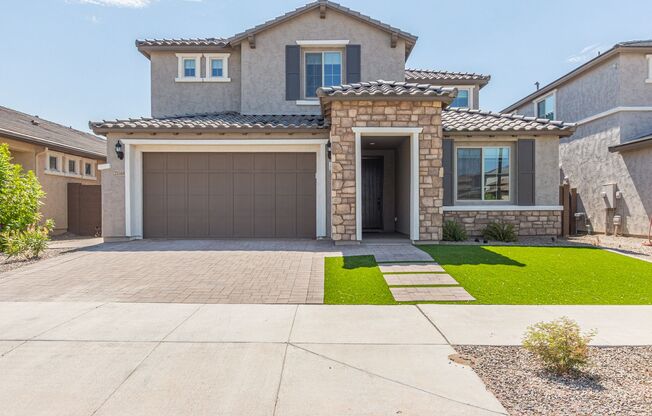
143, 152, 316, 238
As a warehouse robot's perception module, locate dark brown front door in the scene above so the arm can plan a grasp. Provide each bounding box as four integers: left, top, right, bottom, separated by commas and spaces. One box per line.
143, 152, 316, 238
362, 157, 383, 230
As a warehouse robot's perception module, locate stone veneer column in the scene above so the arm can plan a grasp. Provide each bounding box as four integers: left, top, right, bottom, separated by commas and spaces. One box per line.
329, 99, 444, 242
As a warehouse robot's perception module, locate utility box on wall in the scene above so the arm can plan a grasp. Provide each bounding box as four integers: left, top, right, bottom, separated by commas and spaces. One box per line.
601, 183, 617, 209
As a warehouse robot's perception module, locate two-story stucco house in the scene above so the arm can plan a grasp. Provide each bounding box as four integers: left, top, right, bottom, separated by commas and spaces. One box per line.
91, 0, 574, 243
504, 40, 652, 237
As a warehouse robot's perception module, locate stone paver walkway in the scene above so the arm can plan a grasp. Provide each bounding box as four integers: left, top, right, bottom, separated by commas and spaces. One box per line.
391, 287, 476, 302
379, 262, 446, 273
384, 273, 458, 286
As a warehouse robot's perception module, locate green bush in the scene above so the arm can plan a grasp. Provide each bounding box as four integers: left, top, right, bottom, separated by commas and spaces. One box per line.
1, 220, 54, 259
481, 221, 518, 242
522, 317, 595, 374
442, 220, 468, 241
0, 144, 45, 232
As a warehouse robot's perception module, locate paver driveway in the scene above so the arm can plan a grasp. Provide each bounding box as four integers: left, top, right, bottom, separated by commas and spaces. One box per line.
0, 239, 429, 304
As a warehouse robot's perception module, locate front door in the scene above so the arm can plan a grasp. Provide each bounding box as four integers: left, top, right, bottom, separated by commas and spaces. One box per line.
362, 157, 383, 230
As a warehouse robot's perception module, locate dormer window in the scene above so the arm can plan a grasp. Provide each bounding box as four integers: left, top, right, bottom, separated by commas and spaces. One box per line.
304, 51, 342, 98
204, 53, 231, 82
534, 91, 556, 120
450, 87, 474, 108
175, 53, 202, 82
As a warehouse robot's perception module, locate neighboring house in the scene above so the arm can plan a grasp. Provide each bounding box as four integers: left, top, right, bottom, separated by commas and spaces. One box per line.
0, 106, 106, 235
503, 40, 652, 237
91, 0, 574, 243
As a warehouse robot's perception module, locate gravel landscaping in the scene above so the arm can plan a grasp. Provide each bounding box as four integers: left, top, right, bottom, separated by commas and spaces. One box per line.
0, 248, 70, 276
456, 345, 652, 415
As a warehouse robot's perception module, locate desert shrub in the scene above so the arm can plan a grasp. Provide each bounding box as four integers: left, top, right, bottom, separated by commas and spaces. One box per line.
522, 316, 595, 374
1, 220, 54, 259
481, 221, 517, 242
0, 144, 45, 233
442, 220, 468, 241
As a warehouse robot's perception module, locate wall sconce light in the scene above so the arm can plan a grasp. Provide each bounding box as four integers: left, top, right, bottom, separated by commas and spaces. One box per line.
327, 141, 331, 160
115, 140, 124, 160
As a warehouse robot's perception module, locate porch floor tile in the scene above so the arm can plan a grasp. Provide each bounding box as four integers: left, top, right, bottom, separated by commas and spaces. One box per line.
390, 287, 475, 302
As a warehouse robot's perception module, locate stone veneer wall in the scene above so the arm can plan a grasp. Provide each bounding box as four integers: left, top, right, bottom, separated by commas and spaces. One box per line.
329, 99, 444, 242
443, 210, 562, 237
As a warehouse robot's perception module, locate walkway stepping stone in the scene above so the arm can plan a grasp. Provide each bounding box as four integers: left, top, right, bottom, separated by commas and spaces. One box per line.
390, 287, 475, 302
378, 263, 445, 273
384, 273, 458, 286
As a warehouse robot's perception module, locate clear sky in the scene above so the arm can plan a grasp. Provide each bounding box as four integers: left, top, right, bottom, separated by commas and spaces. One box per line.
1, 0, 651, 133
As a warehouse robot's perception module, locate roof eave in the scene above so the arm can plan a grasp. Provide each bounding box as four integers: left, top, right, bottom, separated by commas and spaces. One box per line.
0, 127, 107, 160
608, 135, 652, 153
444, 128, 575, 137
90, 126, 329, 136
136, 43, 233, 59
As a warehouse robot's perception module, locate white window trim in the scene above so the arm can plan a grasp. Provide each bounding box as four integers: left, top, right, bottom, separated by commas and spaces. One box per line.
296, 100, 321, 106
296, 40, 350, 47
175, 53, 202, 82
44, 151, 97, 180
302, 50, 343, 100
454, 145, 513, 204
204, 53, 231, 82
82, 160, 97, 179
646, 55, 652, 83
46, 151, 63, 174
67, 158, 79, 175
533, 90, 557, 120
449, 86, 474, 108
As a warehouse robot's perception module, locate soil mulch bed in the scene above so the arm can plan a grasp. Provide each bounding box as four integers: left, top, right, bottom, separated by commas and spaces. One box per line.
0, 249, 70, 276
456, 345, 652, 416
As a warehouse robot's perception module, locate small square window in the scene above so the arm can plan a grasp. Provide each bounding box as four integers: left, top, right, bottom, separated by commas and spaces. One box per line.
183, 59, 196, 77
451, 89, 470, 108
68, 160, 77, 174
211, 59, 223, 77
85, 162, 92, 176
535, 93, 555, 120
49, 156, 58, 171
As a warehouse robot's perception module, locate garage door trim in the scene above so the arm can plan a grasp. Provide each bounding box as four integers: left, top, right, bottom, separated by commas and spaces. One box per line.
122, 139, 328, 239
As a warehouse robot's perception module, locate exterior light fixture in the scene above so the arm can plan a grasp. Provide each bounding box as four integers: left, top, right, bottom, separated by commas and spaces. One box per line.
327, 141, 332, 160
115, 140, 124, 160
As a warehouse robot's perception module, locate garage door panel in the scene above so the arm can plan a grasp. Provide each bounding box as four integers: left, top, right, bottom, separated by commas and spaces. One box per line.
166, 153, 187, 171
233, 153, 254, 171
143, 152, 315, 238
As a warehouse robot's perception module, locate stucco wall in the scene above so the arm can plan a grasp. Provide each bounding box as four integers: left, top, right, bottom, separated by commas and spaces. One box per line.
534, 136, 561, 205
1, 136, 103, 234
560, 114, 652, 236
150, 49, 242, 118
618, 52, 652, 107
240, 8, 406, 115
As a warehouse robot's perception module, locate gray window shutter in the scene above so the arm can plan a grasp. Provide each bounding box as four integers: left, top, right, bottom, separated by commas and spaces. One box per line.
442, 139, 454, 206
346, 44, 361, 83
517, 139, 536, 205
286, 45, 300, 100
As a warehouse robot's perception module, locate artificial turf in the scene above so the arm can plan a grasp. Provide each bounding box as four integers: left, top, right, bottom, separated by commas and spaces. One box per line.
323, 245, 652, 305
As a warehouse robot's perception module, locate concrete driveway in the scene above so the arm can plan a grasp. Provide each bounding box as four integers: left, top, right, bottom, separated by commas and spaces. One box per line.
0, 239, 430, 304
0, 302, 507, 416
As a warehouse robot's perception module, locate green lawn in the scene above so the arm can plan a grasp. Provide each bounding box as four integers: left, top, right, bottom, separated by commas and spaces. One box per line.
323, 245, 652, 305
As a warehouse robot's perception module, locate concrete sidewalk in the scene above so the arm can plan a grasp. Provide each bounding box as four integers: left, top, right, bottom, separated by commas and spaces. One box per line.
1, 303, 650, 415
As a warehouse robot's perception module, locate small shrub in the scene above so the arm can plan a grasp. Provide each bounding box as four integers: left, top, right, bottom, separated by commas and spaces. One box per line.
442, 220, 468, 241
482, 221, 518, 242
522, 316, 595, 375
0, 220, 54, 260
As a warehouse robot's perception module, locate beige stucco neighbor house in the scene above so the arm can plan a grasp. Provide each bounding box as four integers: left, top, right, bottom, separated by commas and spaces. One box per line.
1, 106, 106, 235
504, 40, 652, 237
91, 0, 575, 243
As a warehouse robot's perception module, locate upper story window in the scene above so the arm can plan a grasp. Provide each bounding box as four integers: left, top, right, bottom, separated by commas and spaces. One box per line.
44, 151, 97, 180
646, 55, 652, 83
456, 146, 511, 202
534, 92, 556, 120
175, 53, 202, 82
204, 53, 231, 82
450, 87, 473, 108
304, 51, 342, 98
84, 162, 93, 176
68, 159, 77, 174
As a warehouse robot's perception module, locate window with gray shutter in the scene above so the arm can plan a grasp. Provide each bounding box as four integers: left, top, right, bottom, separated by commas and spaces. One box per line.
442, 139, 454, 206
517, 139, 536, 205
286, 45, 301, 100
345, 44, 361, 84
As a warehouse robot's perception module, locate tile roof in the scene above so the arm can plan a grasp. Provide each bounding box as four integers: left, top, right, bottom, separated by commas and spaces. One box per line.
405, 69, 490, 83
92, 108, 574, 136
136, 38, 229, 47
442, 107, 575, 135
90, 112, 327, 132
0, 106, 106, 158
616, 39, 652, 47
317, 80, 457, 99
